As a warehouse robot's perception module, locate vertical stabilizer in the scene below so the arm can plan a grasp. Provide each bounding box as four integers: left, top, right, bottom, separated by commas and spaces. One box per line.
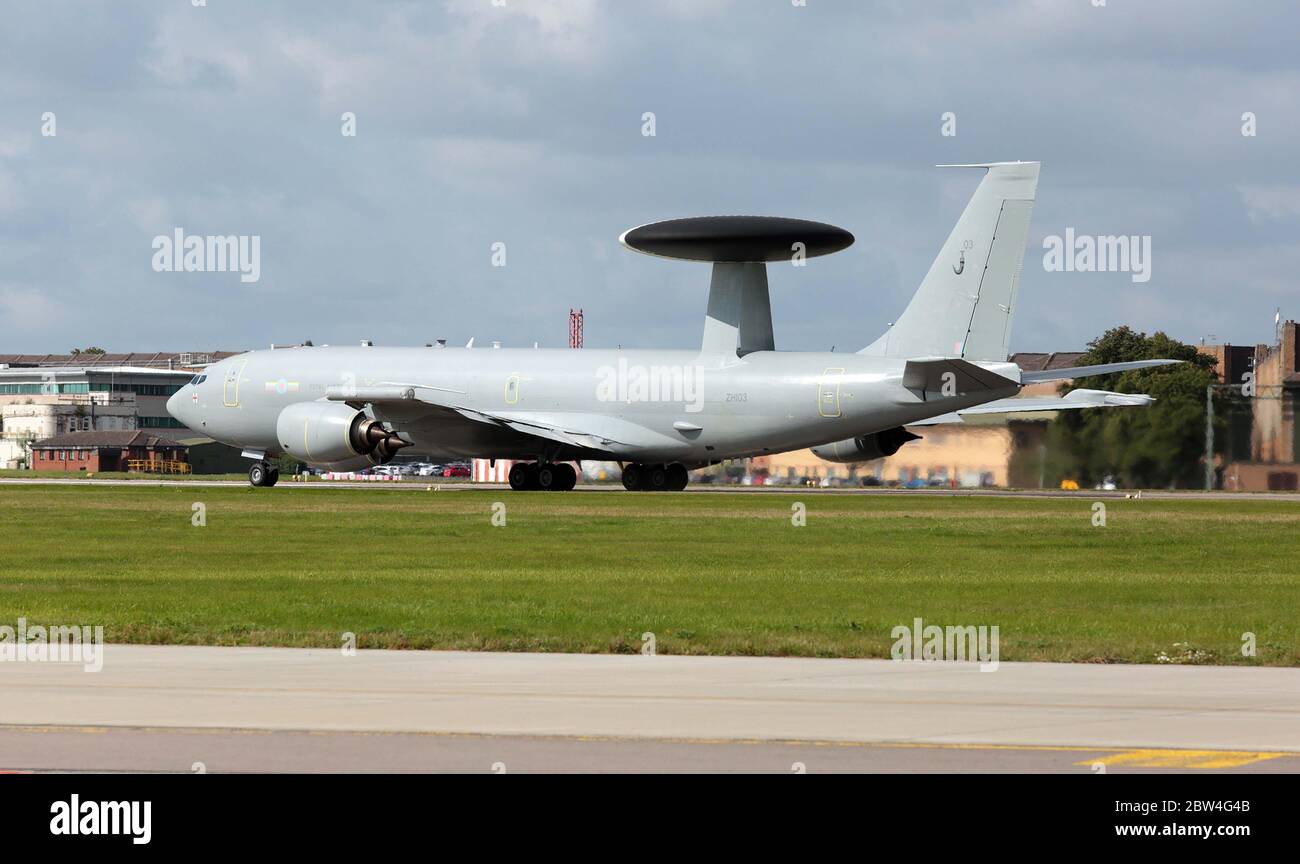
862, 161, 1039, 361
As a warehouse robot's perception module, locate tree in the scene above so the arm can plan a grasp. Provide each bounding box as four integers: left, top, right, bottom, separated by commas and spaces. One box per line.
1047, 326, 1221, 489
274, 454, 305, 476
69, 347, 106, 355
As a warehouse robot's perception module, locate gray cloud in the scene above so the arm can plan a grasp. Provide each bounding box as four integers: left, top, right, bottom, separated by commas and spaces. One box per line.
1, 0, 1296, 355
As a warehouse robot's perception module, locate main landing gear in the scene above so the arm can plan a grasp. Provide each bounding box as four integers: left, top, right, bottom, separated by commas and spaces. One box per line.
248, 461, 280, 487
507, 461, 578, 492
621, 462, 688, 492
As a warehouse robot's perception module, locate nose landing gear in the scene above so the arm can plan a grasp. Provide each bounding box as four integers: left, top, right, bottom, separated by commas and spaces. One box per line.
248, 461, 280, 487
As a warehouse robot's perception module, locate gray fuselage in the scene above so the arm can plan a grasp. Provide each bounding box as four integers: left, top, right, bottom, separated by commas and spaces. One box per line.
166, 345, 1020, 467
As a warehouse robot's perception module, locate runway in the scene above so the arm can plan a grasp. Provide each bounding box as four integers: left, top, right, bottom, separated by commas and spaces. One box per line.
2, 476, 1297, 501
2, 646, 1297, 772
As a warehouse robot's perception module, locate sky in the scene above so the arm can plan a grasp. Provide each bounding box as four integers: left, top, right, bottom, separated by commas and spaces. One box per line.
1, 0, 1297, 356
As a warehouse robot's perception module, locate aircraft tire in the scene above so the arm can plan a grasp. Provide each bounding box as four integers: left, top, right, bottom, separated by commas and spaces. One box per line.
557, 463, 577, 491
248, 461, 269, 487
647, 464, 669, 491
266, 468, 280, 487
621, 463, 643, 491
524, 462, 541, 490
666, 463, 688, 491
508, 463, 531, 491
537, 463, 557, 491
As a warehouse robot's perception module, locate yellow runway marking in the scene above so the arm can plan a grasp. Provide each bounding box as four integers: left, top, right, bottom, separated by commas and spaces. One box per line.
3, 724, 1297, 769
1076, 749, 1289, 769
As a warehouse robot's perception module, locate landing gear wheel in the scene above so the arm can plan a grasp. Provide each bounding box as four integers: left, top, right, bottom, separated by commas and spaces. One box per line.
266, 468, 280, 487
524, 462, 540, 490
621, 463, 643, 491
508, 463, 531, 491
248, 461, 269, 487
537, 463, 558, 491
666, 463, 688, 491
647, 464, 669, 491
557, 463, 577, 491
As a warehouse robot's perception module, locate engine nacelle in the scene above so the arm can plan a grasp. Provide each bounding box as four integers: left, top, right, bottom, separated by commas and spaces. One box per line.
810, 427, 921, 463
275, 401, 409, 467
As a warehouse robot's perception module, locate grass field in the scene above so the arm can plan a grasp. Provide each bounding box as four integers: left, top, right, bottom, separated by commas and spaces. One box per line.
1, 484, 1297, 664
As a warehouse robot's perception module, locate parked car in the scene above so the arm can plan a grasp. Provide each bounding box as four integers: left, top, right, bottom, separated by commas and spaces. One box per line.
442, 464, 470, 478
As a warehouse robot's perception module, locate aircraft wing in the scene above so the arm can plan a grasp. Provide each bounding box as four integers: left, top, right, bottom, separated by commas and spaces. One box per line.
1019, 359, 1181, 382
450, 408, 681, 450
324, 384, 678, 452
908, 388, 1154, 425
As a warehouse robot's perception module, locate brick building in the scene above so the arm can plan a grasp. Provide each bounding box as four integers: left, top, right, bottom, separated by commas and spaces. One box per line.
29, 431, 188, 473
1214, 321, 1300, 490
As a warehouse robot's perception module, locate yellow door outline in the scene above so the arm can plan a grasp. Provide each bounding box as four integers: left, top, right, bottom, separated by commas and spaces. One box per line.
222, 360, 246, 408
818, 367, 844, 418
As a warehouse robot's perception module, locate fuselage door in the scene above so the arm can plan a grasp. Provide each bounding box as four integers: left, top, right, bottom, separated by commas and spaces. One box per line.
222, 360, 246, 408
818, 367, 844, 418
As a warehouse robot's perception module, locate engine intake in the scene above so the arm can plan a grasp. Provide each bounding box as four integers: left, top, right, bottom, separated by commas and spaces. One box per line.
276, 401, 409, 467
810, 427, 921, 464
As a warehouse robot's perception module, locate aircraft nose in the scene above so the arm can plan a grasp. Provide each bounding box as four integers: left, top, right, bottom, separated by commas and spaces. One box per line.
166, 389, 184, 422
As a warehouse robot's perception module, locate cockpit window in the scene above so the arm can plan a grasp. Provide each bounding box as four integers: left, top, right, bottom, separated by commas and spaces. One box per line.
189, 375, 207, 385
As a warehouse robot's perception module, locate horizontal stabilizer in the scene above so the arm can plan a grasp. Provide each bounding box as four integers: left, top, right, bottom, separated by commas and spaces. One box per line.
908, 388, 1154, 425
1019, 359, 1181, 383
902, 357, 1018, 394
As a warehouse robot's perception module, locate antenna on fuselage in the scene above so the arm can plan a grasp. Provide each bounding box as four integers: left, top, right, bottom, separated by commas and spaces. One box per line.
618, 216, 853, 358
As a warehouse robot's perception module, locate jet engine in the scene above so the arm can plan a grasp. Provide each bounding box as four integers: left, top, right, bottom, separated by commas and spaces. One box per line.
275, 401, 409, 467
810, 427, 921, 463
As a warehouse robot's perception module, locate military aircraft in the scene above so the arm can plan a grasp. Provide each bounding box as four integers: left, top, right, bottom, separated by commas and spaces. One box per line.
167, 161, 1177, 490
